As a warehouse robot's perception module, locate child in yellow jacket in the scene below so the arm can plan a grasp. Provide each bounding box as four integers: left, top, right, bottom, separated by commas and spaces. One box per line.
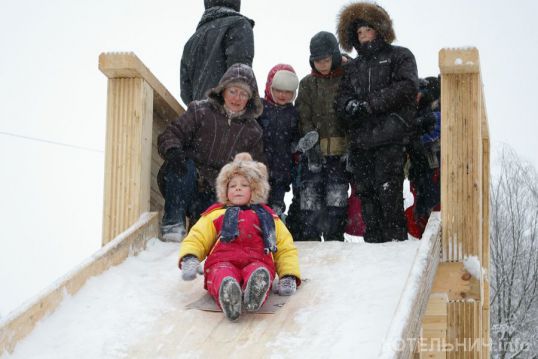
178, 153, 301, 321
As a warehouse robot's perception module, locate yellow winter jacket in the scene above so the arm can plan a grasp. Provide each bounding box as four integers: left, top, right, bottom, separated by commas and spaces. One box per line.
179, 205, 301, 282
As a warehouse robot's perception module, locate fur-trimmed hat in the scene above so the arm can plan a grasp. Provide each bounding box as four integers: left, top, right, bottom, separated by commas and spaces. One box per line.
204, 0, 240, 12
216, 153, 270, 205
337, 2, 395, 52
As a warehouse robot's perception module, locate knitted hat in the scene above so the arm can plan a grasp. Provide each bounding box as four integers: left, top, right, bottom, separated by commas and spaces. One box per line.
216, 153, 270, 205
204, 0, 240, 11
271, 70, 299, 92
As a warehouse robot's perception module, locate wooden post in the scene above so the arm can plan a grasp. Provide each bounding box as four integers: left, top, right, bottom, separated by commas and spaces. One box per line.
99, 52, 184, 245
418, 48, 490, 358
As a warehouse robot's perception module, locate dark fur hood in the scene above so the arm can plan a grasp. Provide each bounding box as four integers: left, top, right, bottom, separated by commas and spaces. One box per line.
337, 2, 395, 52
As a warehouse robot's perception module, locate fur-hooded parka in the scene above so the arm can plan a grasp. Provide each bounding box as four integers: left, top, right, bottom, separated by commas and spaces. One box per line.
216, 153, 270, 205
337, 2, 396, 52
207, 63, 264, 119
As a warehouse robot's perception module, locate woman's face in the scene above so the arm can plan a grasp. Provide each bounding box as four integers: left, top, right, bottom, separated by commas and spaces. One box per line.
223, 86, 250, 113
357, 26, 377, 45
227, 175, 252, 206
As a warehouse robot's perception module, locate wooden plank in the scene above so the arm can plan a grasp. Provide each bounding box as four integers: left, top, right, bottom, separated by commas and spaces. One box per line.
440, 71, 483, 261
431, 263, 480, 301
439, 48, 480, 74
102, 78, 154, 245
0, 213, 159, 355
98, 52, 184, 120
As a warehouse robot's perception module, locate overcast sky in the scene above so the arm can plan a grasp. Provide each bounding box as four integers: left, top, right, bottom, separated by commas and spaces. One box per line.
1, 0, 537, 315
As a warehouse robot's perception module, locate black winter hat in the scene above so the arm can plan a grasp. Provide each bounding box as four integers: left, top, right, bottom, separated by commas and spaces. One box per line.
309, 31, 342, 71
204, 0, 240, 11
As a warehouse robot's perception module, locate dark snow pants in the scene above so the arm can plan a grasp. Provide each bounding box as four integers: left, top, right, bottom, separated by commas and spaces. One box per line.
351, 145, 407, 243
299, 156, 349, 241
160, 159, 215, 227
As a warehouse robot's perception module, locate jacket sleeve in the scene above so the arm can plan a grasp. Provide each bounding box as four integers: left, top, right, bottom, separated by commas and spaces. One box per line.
335, 68, 358, 122
180, 52, 193, 106
296, 78, 315, 135
157, 102, 198, 159
224, 18, 254, 68
273, 219, 301, 284
249, 128, 267, 165
367, 47, 418, 114
178, 213, 218, 266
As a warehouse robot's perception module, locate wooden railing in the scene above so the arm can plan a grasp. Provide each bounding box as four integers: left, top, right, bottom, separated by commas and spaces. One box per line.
417, 48, 490, 358
98, 52, 185, 245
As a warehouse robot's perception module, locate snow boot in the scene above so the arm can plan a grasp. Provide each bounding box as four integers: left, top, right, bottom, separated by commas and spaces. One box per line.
161, 222, 187, 242
296, 130, 319, 153
243, 267, 271, 312
218, 277, 242, 321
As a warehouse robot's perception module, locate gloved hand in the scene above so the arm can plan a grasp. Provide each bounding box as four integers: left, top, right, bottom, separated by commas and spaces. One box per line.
164, 148, 186, 174
277, 276, 297, 296
345, 99, 371, 118
181, 255, 200, 281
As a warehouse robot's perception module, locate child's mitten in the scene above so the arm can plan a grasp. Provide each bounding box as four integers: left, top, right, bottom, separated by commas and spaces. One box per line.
181, 255, 200, 281
278, 276, 297, 296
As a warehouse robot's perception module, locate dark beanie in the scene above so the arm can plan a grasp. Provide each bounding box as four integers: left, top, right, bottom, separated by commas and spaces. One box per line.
309, 31, 342, 71
204, 0, 240, 11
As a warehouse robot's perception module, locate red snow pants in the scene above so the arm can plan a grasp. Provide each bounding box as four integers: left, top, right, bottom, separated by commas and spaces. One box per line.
345, 184, 366, 236
205, 261, 275, 308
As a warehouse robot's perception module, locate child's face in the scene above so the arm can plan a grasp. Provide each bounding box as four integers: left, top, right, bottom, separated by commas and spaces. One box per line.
272, 88, 294, 105
313, 57, 332, 75
357, 26, 377, 45
227, 175, 252, 206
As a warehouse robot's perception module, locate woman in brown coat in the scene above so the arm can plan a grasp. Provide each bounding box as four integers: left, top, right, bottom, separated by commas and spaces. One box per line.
157, 63, 265, 242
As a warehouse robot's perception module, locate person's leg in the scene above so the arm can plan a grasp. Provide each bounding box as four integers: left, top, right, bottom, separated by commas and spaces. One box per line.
353, 149, 383, 243
159, 159, 197, 241
375, 145, 407, 242
242, 261, 275, 312
205, 262, 243, 321
323, 157, 349, 241
268, 180, 288, 218
299, 167, 323, 241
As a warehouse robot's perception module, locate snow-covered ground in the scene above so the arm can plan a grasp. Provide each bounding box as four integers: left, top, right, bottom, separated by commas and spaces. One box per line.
1, 236, 428, 358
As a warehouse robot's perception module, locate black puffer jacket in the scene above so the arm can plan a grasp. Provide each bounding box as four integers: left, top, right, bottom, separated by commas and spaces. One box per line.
180, 5, 254, 105
336, 2, 418, 149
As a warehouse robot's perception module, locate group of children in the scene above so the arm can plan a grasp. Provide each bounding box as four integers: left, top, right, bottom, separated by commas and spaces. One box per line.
175, 2, 441, 321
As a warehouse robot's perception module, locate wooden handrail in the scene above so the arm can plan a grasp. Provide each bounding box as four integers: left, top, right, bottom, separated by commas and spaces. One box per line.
98, 52, 185, 245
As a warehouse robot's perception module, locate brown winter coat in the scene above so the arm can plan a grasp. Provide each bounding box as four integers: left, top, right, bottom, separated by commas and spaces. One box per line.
158, 64, 265, 191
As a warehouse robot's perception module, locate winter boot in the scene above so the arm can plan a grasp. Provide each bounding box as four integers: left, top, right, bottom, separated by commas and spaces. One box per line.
161, 222, 187, 242
296, 130, 319, 153
218, 277, 242, 321
243, 267, 271, 312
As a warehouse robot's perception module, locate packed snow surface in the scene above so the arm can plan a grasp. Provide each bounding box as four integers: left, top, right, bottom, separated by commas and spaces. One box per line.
2, 238, 424, 358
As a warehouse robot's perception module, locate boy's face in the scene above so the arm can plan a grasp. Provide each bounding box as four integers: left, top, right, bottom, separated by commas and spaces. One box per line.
357, 26, 377, 45
272, 88, 294, 105
227, 175, 252, 206
313, 56, 332, 75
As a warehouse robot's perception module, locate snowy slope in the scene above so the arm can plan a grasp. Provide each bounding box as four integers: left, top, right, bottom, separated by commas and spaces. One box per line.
1, 237, 427, 359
